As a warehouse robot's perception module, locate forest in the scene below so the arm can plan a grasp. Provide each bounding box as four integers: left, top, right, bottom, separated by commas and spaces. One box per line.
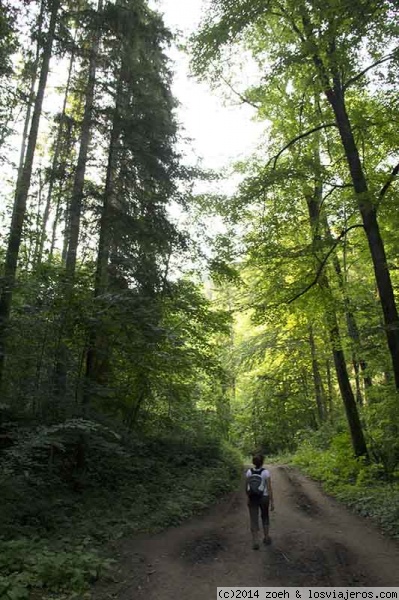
0, 0, 398, 598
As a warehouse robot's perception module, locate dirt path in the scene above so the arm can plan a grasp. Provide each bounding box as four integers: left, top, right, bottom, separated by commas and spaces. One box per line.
94, 466, 399, 599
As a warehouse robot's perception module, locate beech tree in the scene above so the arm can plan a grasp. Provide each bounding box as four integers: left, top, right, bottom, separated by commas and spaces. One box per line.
194, 74, 396, 454
192, 0, 399, 389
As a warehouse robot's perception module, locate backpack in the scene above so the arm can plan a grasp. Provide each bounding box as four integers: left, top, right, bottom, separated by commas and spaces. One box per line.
247, 468, 265, 498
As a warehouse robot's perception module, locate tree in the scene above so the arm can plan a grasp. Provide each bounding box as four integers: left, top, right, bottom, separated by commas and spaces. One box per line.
304, 142, 367, 457
85, 0, 181, 406
64, 0, 103, 282
0, 0, 61, 387
0, 1, 18, 155
192, 0, 399, 389
35, 31, 77, 268
15, 0, 46, 190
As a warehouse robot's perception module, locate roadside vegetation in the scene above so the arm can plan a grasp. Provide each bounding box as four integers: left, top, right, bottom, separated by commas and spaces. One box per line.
291, 421, 399, 540
189, 0, 399, 546
1, 0, 399, 598
0, 417, 241, 599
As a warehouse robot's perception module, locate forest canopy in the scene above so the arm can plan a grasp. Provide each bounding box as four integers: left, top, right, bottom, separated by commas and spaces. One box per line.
190, 0, 399, 462
1, 0, 399, 596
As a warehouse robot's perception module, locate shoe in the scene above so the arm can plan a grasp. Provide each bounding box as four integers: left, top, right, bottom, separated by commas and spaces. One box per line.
252, 542, 260, 550
263, 536, 271, 545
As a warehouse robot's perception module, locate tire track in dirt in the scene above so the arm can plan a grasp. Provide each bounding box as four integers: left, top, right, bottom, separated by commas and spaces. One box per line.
93, 465, 399, 599
277, 465, 323, 517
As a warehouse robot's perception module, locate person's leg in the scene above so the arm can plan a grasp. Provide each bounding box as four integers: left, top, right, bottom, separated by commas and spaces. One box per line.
260, 496, 271, 544
248, 499, 260, 549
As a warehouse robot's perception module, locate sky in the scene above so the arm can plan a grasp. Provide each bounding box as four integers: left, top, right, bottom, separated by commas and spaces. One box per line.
0, 0, 265, 243
4, 0, 265, 190
148, 0, 267, 259
152, 0, 265, 172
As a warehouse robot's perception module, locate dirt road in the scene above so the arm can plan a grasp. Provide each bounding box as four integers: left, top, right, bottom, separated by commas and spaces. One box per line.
94, 466, 399, 599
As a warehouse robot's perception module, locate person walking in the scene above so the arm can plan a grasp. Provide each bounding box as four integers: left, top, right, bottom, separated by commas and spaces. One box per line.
246, 453, 274, 550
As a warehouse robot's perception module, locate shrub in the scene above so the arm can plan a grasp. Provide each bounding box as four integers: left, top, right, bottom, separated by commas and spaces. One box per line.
292, 427, 399, 539
0, 416, 242, 598
0, 538, 111, 600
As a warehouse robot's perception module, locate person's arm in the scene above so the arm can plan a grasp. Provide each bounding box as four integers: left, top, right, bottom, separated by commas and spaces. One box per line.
245, 469, 251, 495
267, 476, 274, 510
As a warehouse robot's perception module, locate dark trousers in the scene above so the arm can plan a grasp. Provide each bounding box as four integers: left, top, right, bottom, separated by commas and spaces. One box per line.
248, 495, 270, 532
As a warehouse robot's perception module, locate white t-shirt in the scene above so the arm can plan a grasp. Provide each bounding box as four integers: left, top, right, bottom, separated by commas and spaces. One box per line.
246, 467, 270, 496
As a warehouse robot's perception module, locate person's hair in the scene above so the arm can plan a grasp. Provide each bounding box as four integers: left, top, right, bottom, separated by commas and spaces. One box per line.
252, 454, 264, 468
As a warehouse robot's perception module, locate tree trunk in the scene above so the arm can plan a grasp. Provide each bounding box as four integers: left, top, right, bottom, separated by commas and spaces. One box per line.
330, 320, 367, 455
125, 379, 148, 430
37, 43, 76, 267
305, 156, 368, 456
321, 275, 367, 455
32, 168, 45, 268
323, 218, 372, 396
49, 117, 75, 261
352, 359, 362, 404
54, 0, 103, 399
325, 358, 333, 417
65, 0, 103, 281
84, 65, 124, 404
0, 0, 60, 386
325, 83, 399, 390
16, 0, 45, 188
319, 268, 368, 455
309, 325, 327, 423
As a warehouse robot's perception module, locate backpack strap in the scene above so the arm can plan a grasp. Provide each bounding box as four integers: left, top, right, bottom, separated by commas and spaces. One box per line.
251, 468, 264, 474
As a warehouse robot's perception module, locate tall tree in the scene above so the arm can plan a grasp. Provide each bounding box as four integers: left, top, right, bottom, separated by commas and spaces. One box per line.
0, 0, 61, 386
0, 1, 18, 155
64, 0, 103, 281
35, 31, 77, 267
308, 324, 327, 423
304, 152, 368, 456
15, 0, 46, 189
84, 0, 181, 406
192, 0, 399, 389
52, 0, 103, 398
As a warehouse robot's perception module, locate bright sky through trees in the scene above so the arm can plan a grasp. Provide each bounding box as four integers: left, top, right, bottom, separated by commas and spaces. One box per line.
154, 0, 264, 171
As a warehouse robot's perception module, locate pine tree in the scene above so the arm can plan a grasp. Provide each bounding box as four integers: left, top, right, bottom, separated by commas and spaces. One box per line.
85, 0, 180, 408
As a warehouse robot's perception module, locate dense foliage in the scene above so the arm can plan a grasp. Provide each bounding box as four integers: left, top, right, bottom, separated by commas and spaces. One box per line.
1, 0, 399, 596
0, 1, 240, 598
191, 0, 399, 462
0, 0, 236, 431
291, 421, 399, 539
0, 417, 241, 598
189, 0, 399, 533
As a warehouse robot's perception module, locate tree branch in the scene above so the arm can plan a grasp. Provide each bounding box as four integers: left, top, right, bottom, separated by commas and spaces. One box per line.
319, 183, 353, 213
219, 75, 261, 109
287, 224, 364, 305
268, 123, 337, 169
378, 161, 399, 206
343, 50, 398, 90
275, 1, 306, 42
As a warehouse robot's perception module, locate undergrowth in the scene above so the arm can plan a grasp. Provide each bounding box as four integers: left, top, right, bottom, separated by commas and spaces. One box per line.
0, 417, 242, 599
292, 425, 399, 539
